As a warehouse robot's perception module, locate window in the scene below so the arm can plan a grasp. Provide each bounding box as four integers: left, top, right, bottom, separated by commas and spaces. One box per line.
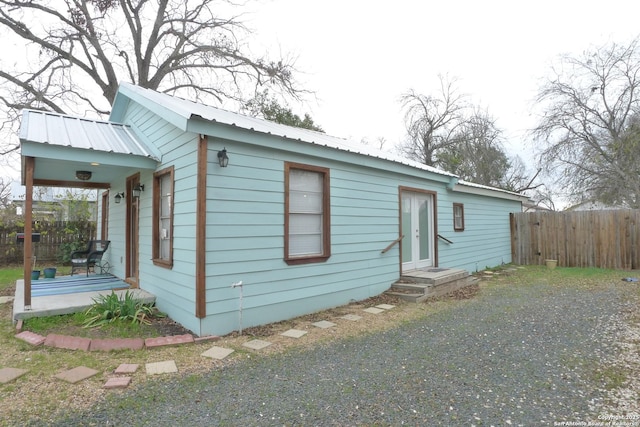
153, 167, 174, 267
285, 162, 330, 265
453, 203, 465, 231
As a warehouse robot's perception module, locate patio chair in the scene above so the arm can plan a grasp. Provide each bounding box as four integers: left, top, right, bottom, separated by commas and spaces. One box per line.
70, 240, 110, 276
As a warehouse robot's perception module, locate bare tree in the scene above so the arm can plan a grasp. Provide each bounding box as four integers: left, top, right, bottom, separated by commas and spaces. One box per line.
399, 75, 468, 166
0, 0, 302, 153
533, 37, 640, 208
437, 109, 509, 187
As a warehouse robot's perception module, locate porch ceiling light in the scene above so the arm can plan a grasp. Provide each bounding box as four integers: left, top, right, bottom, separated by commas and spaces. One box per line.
114, 192, 125, 204
132, 184, 144, 198
217, 148, 229, 167
75, 170, 92, 181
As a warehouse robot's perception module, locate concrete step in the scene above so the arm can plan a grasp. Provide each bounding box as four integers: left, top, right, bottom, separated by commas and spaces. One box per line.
386, 270, 477, 303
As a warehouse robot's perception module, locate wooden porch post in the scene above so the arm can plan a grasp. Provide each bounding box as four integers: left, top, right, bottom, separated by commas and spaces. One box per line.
195, 135, 207, 318
23, 156, 34, 309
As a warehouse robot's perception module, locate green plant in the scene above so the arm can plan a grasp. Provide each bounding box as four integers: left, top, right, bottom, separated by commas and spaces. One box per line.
83, 291, 162, 328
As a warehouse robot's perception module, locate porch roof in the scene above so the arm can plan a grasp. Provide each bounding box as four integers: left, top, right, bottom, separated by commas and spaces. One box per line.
19, 109, 160, 187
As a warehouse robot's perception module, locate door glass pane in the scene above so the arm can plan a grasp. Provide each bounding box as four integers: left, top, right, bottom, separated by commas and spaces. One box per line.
418, 198, 430, 260
401, 195, 412, 263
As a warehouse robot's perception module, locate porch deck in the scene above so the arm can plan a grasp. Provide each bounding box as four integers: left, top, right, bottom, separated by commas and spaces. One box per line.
12, 275, 155, 321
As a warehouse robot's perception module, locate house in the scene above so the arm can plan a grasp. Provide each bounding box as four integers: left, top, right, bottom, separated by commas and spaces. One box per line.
19, 82, 528, 336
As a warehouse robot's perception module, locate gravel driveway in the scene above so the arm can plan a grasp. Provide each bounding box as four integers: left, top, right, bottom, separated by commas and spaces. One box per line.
45, 278, 635, 426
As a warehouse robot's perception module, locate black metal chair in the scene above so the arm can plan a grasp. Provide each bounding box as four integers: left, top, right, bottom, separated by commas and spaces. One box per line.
70, 240, 110, 276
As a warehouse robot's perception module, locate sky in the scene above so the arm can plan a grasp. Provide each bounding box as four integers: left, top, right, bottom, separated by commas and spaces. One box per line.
246, 0, 640, 163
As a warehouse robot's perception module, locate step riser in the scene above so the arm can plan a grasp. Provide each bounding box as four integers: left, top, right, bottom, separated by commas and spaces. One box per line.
387, 276, 477, 303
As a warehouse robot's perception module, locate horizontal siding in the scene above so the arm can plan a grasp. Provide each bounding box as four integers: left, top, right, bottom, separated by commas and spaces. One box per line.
117, 101, 521, 336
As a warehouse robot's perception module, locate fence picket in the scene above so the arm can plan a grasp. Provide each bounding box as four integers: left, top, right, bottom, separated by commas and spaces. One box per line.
511, 210, 640, 269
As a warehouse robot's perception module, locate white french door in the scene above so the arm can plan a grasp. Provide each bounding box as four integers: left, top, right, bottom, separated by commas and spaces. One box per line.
401, 191, 434, 272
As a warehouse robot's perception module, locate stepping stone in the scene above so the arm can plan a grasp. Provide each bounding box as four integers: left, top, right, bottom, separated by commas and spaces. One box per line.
104, 377, 131, 389
363, 307, 385, 314
15, 331, 46, 346
114, 363, 139, 374
280, 329, 308, 339
201, 346, 235, 360
55, 366, 99, 384
341, 314, 362, 321
0, 368, 28, 384
45, 334, 91, 351
242, 339, 272, 350
312, 320, 336, 329
376, 304, 396, 310
146, 360, 178, 375
0, 296, 14, 304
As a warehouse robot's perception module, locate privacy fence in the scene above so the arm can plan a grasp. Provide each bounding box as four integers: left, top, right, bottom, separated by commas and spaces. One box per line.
510, 210, 640, 270
0, 221, 96, 266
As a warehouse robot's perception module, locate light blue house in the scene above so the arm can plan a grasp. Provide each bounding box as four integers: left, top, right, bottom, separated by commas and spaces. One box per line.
19, 82, 527, 336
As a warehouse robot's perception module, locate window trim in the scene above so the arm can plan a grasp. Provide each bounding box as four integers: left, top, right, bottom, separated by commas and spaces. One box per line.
152, 166, 174, 268
453, 203, 465, 231
284, 162, 331, 265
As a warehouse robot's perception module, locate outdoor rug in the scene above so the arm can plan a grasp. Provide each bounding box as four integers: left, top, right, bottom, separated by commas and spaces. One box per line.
30, 274, 129, 297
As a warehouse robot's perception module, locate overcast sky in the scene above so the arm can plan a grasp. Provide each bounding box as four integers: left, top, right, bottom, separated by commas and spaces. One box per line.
248, 0, 640, 162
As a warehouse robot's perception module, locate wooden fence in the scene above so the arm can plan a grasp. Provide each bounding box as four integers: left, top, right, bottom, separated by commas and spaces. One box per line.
0, 221, 96, 266
510, 210, 640, 270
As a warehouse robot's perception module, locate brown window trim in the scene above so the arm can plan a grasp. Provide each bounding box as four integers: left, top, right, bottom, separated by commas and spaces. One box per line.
453, 202, 465, 231
284, 162, 331, 265
152, 166, 174, 268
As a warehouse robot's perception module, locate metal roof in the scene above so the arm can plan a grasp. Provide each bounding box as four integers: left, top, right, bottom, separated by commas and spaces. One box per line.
116, 82, 456, 178
20, 109, 159, 160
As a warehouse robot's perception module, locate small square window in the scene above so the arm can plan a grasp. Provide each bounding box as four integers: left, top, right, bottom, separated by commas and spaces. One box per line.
453, 203, 464, 231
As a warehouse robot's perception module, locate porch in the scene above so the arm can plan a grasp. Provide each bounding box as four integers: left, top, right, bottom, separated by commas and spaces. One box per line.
12, 274, 155, 321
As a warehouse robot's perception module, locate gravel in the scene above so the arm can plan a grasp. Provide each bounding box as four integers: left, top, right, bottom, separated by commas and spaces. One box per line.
41, 280, 634, 426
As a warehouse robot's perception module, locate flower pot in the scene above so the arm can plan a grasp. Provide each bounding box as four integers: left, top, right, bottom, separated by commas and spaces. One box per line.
43, 267, 57, 279
545, 259, 558, 270
31, 270, 40, 280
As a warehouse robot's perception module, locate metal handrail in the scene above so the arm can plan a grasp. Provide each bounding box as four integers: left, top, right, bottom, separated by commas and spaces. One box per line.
381, 235, 404, 253
437, 234, 454, 244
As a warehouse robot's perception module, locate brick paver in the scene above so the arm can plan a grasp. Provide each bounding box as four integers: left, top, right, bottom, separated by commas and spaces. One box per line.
54, 366, 99, 384
114, 363, 139, 374
104, 377, 132, 389
145, 334, 194, 348
15, 331, 46, 346
90, 338, 145, 352
45, 334, 91, 351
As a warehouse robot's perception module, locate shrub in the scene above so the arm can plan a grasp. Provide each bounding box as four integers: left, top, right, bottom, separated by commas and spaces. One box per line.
83, 290, 163, 328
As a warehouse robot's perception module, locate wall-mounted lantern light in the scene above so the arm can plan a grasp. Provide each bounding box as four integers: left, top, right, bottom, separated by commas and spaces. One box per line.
114, 192, 125, 204
75, 170, 92, 181
132, 184, 144, 198
217, 148, 229, 167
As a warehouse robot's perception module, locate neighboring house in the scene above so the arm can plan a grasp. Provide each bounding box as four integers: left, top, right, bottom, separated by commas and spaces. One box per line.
19, 82, 528, 336
12, 199, 98, 221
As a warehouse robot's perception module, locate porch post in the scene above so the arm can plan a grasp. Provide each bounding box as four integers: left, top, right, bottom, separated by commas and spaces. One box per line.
23, 156, 34, 309
195, 135, 207, 318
